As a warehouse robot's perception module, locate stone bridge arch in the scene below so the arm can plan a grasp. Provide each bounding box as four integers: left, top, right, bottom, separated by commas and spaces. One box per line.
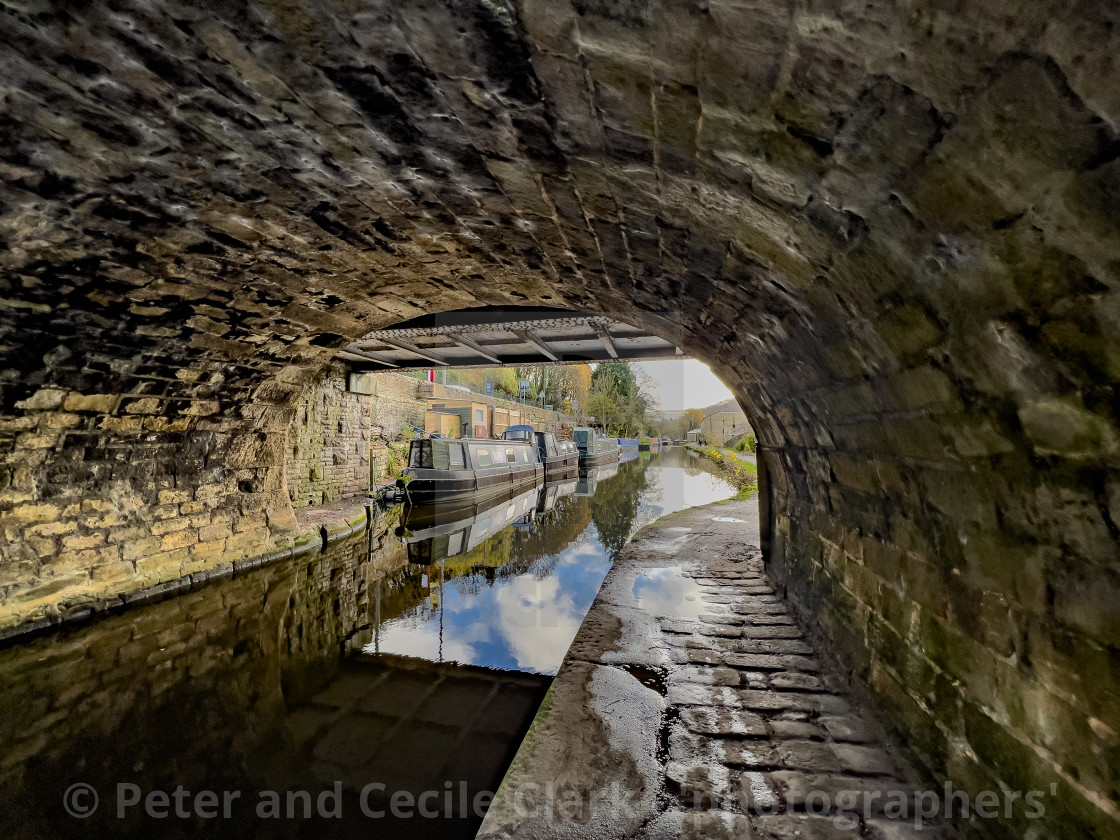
0, 1, 1118, 836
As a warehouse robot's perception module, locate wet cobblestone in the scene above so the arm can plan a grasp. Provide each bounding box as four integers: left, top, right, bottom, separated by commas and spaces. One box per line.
480, 499, 952, 839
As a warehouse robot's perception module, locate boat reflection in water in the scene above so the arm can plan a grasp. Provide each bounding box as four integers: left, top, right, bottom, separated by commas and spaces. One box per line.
399, 484, 543, 566
575, 461, 620, 497
538, 476, 578, 513
373, 463, 629, 675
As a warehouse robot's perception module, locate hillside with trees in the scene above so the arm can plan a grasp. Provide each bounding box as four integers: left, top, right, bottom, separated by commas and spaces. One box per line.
662, 408, 706, 441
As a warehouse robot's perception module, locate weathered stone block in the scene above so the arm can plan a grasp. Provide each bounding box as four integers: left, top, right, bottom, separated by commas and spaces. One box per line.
61, 533, 105, 551
14, 389, 66, 411
2, 504, 61, 524
233, 513, 267, 533
15, 432, 59, 450
149, 517, 191, 536
63, 393, 118, 413
121, 537, 163, 562
160, 529, 198, 551
123, 398, 163, 415
1018, 399, 1119, 459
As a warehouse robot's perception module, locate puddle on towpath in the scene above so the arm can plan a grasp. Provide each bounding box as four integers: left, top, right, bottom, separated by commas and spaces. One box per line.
632, 566, 709, 619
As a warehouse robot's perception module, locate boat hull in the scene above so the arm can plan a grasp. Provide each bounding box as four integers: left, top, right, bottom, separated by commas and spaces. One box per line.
579, 448, 620, 466
543, 453, 580, 479
401, 463, 542, 506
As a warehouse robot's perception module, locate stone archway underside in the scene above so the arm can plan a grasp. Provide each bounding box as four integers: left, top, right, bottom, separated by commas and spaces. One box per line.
1, 1, 1118, 836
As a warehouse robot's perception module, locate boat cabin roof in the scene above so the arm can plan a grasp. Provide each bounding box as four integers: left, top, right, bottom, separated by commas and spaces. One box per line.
408, 436, 536, 470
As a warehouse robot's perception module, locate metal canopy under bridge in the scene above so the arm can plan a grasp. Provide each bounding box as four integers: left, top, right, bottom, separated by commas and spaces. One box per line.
339, 307, 688, 371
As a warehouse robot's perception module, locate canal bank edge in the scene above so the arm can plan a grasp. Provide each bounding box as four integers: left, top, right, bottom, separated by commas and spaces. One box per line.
684, 443, 759, 496
477, 497, 942, 840
478, 498, 762, 839
0, 499, 386, 644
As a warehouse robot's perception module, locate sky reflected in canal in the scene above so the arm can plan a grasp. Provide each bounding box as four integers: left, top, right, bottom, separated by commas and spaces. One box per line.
367, 450, 737, 674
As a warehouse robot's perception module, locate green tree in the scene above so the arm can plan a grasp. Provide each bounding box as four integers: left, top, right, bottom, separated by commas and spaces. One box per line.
591, 361, 638, 399
515, 363, 592, 412
483, 367, 519, 397
666, 407, 706, 440
586, 361, 659, 437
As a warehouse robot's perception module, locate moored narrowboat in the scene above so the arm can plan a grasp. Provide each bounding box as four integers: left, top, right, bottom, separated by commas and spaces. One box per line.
502, 424, 579, 479
572, 426, 620, 466
398, 437, 542, 505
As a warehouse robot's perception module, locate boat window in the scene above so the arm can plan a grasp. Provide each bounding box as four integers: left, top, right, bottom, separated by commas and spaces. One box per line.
408, 440, 432, 469
477, 447, 491, 467
505, 447, 516, 463
432, 441, 450, 471
519, 447, 529, 463
449, 443, 466, 470
476, 518, 490, 536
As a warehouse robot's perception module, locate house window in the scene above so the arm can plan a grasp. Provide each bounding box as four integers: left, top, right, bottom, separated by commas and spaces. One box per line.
475, 408, 485, 423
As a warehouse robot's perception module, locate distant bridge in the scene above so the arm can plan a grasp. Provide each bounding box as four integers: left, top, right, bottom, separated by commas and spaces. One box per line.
339, 307, 687, 371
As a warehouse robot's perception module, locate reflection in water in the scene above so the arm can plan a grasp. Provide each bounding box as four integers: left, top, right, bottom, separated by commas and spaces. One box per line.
632, 566, 708, 618
370, 450, 735, 675
0, 449, 737, 840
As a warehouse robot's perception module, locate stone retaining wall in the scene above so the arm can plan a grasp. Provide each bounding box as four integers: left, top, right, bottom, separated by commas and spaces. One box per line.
284, 366, 423, 508
0, 509, 408, 814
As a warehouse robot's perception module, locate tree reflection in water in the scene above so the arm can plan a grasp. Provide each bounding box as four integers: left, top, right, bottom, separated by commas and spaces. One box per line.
589, 457, 650, 560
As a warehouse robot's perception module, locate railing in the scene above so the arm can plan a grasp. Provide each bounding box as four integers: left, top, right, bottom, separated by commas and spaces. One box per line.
421, 377, 575, 414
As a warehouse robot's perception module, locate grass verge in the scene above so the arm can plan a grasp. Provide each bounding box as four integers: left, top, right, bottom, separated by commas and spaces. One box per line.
685, 443, 759, 495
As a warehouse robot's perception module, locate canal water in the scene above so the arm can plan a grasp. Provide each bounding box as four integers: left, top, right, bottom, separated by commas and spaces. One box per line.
0, 449, 737, 840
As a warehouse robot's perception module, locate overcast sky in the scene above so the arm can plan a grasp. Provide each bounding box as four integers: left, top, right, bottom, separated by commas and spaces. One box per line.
634, 359, 735, 412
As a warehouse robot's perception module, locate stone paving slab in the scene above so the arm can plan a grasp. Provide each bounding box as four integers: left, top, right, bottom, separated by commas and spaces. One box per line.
477, 498, 952, 840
